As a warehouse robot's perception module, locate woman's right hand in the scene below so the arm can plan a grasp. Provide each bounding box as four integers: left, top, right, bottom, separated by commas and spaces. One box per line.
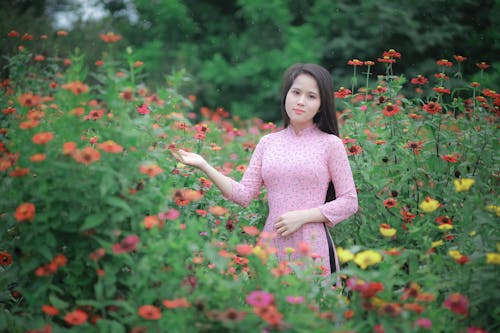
171, 149, 207, 169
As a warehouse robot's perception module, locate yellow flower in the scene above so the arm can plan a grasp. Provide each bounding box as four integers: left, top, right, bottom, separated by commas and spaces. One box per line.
486, 253, 500, 265
485, 205, 500, 217
431, 240, 444, 248
469, 231, 477, 236
284, 247, 295, 255
337, 247, 354, 263
354, 250, 382, 269
448, 250, 462, 260
419, 197, 440, 213
379, 224, 397, 237
453, 178, 475, 192
438, 224, 453, 231
252, 246, 268, 262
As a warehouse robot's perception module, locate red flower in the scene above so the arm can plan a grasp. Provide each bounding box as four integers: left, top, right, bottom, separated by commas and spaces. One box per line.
100, 32, 122, 43
433, 86, 451, 94
7, 30, 19, 38
453, 55, 467, 62
422, 101, 442, 115
347, 145, 362, 155
434, 73, 449, 80
42, 305, 59, 316
441, 153, 460, 163
476, 62, 489, 70
138, 305, 162, 320
443, 293, 468, 316
411, 75, 429, 85
139, 163, 164, 177
405, 141, 424, 155
136, 103, 151, 115
0, 251, 13, 266
64, 309, 88, 325
377, 56, 396, 64
382, 102, 400, 116
383, 198, 398, 208
98, 140, 124, 153
347, 59, 364, 66
14, 202, 36, 222
162, 297, 191, 309
334, 87, 352, 99
436, 59, 453, 67
383, 49, 401, 58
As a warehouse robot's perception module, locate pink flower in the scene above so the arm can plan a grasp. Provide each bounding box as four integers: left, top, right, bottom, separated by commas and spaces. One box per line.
113, 235, 140, 254
158, 208, 180, 220
285, 296, 304, 304
414, 317, 432, 329
246, 290, 274, 308
136, 103, 151, 115
467, 326, 488, 333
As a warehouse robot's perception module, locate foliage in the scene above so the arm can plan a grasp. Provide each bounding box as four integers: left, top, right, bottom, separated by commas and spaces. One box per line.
1, 28, 499, 333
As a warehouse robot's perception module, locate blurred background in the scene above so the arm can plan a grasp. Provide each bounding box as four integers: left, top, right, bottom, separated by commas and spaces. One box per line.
1, 0, 499, 121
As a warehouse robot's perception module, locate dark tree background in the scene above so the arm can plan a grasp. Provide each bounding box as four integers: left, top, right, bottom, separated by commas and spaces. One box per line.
1, 0, 499, 121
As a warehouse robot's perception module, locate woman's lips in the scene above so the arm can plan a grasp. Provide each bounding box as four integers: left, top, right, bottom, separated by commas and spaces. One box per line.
294, 109, 305, 115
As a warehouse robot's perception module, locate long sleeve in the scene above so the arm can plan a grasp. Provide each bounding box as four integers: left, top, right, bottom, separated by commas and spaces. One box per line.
319, 136, 358, 226
224, 136, 267, 207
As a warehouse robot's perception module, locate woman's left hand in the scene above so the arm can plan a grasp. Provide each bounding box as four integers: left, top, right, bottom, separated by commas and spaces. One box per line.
274, 211, 307, 237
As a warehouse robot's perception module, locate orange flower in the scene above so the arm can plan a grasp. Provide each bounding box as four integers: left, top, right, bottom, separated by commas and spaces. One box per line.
64, 309, 88, 326
139, 163, 164, 177
347, 59, 364, 66
138, 305, 162, 320
18, 92, 41, 107
61, 81, 89, 95
9, 167, 30, 177
14, 202, 35, 222
453, 55, 467, 62
72, 147, 101, 165
63, 142, 78, 155
32, 132, 54, 145
100, 32, 122, 43
30, 153, 46, 162
34, 55, 45, 62
382, 102, 400, 116
162, 298, 191, 309
209, 205, 229, 216
69, 107, 85, 116
143, 215, 164, 230
134, 61, 144, 68
52, 254, 67, 267
57, 30, 68, 36
436, 59, 453, 67
98, 140, 124, 153
42, 305, 59, 316
243, 225, 260, 236
19, 120, 40, 129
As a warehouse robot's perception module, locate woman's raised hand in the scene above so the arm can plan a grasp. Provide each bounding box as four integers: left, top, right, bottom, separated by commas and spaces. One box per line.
171, 149, 207, 169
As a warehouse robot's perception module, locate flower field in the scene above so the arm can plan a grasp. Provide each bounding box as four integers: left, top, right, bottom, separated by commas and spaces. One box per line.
0, 30, 499, 333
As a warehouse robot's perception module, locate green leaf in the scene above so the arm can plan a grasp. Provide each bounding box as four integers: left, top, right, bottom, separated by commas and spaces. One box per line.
80, 214, 107, 231
105, 196, 133, 214
49, 293, 69, 309
96, 319, 126, 333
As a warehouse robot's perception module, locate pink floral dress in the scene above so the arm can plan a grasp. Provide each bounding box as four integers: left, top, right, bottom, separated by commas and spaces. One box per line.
225, 124, 358, 274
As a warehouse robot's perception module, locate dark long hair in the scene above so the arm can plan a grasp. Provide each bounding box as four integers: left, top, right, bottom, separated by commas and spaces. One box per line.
280, 63, 339, 202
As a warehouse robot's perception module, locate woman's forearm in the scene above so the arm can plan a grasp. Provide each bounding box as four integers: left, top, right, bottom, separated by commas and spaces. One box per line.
199, 161, 233, 199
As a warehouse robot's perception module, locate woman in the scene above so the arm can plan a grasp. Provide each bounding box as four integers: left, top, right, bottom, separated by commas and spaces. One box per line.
173, 63, 358, 280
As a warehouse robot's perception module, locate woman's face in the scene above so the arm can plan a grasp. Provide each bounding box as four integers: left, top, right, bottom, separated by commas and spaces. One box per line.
285, 73, 321, 131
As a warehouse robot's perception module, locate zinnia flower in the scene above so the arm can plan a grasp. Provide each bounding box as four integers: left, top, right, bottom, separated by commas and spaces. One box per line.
246, 290, 274, 308
113, 235, 140, 254
64, 309, 88, 325
379, 224, 397, 237
137, 305, 162, 320
354, 250, 382, 269
443, 293, 468, 316
419, 197, 440, 213
337, 247, 354, 263
0, 251, 13, 267
14, 202, 36, 222
453, 178, 475, 192
486, 253, 500, 265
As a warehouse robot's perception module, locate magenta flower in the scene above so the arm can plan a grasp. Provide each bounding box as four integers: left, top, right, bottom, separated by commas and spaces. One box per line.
285, 296, 304, 304
245, 290, 274, 308
136, 103, 151, 115
414, 317, 432, 329
159, 208, 180, 221
113, 235, 140, 254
